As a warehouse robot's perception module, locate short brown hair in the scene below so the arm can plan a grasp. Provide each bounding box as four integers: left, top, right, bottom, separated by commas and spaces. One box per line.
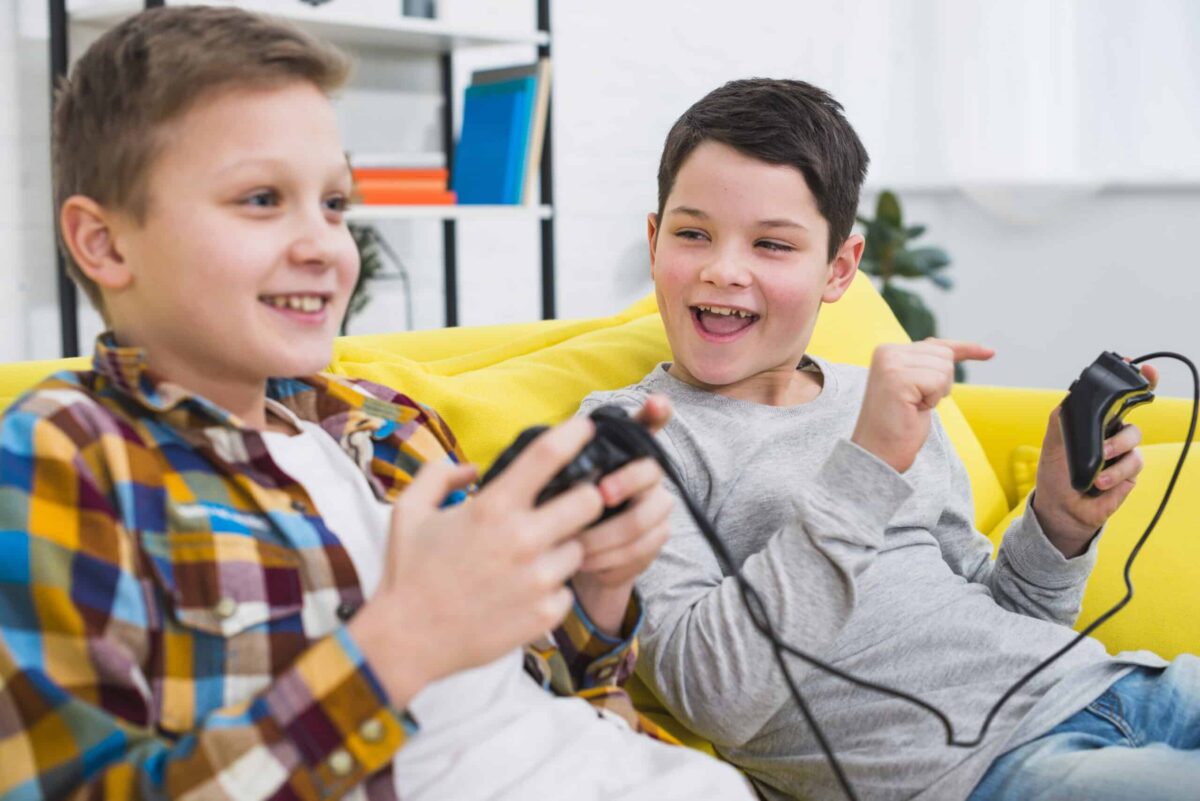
53, 5, 351, 312
656, 78, 869, 262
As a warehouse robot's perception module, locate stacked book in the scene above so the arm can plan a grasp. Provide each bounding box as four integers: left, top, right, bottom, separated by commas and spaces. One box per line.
350, 154, 455, 205
451, 58, 552, 205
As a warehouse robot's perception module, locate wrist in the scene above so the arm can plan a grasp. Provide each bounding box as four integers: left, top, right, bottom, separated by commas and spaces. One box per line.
570, 575, 635, 639
347, 594, 437, 708
1030, 492, 1094, 559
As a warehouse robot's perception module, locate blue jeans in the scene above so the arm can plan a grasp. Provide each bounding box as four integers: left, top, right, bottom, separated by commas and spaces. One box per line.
968, 656, 1200, 800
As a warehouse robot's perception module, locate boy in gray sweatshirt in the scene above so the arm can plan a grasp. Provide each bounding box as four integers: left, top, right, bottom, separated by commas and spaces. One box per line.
580, 79, 1198, 800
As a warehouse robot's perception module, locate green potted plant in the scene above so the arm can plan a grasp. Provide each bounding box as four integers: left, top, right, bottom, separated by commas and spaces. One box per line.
856, 190, 962, 378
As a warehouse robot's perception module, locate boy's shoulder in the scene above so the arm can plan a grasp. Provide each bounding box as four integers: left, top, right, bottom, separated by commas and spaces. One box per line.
2, 368, 116, 444
578, 364, 667, 417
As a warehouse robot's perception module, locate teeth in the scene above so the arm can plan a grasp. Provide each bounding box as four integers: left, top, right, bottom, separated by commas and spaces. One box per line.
262, 295, 326, 313
696, 304, 755, 319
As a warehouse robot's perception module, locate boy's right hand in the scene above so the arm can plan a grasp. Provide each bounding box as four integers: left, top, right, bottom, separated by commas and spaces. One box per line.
349, 418, 605, 708
851, 339, 994, 474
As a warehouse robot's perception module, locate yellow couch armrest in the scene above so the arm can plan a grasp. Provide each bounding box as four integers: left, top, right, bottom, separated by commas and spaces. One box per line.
952, 383, 1195, 505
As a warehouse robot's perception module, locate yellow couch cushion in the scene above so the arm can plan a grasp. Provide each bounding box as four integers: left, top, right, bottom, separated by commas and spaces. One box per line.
987, 441, 1199, 659
328, 275, 1011, 534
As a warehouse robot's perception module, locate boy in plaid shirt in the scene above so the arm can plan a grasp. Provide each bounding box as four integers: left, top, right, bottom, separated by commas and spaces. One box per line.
0, 6, 750, 800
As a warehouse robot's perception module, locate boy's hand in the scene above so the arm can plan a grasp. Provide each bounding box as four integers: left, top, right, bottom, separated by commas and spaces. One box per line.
572, 395, 674, 637
1031, 362, 1158, 558
852, 339, 995, 474
350, 418, 605, 707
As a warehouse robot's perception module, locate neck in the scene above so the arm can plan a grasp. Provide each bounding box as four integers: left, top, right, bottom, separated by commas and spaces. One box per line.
668, 360, 824, 407
111, 328, 271, 429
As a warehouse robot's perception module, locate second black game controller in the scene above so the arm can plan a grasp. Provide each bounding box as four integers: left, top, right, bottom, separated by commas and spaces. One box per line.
479, 405, 654, 522
1060, 352, 1155, 496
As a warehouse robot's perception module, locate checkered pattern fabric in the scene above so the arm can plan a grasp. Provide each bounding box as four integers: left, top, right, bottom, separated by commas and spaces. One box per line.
0, 335, 659, 800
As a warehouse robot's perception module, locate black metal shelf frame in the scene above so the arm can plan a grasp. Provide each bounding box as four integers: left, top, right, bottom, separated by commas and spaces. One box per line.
48, 0, 555, 355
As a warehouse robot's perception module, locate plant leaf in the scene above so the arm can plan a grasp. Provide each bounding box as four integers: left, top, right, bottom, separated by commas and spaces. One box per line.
881, 283, 936, 341
905, 224, 926, 239
877, 190, 902, 228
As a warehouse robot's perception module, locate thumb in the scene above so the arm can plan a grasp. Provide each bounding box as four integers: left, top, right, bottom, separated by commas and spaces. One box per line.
396, 460, 478, 516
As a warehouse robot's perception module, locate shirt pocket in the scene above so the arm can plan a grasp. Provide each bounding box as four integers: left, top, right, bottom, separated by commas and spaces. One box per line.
140, 530, 305, 637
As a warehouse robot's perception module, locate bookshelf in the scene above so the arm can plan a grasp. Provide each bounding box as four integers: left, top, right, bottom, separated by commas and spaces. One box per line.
48, 0, 557, 356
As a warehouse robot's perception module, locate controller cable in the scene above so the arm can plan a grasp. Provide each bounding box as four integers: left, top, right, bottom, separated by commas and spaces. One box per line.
608, 352, 1196, 801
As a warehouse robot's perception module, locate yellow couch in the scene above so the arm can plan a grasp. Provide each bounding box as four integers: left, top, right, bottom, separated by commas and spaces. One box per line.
2, 275, 1196, 749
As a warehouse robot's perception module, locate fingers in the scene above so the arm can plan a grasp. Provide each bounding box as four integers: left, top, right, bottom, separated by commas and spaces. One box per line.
1140, 362, 1159, 391
531, 539, 586, 594
597, 457, 663, 507
396, 460, 478, 515
923, 338, 996, 363
581, 523, 670, 573
1092, 447, 1145, 493
531, 483, 606, 546
1104, 424, 1142, 461
578, 485, 673, 556
484, 417, 595, 501
632, 395, 673, 434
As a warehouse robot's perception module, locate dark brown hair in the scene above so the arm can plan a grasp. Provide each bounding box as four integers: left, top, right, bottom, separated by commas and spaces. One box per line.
52, 5, 351, 312
656, 78, 869, 261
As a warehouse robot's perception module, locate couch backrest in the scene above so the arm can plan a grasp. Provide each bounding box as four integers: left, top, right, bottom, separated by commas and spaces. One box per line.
0, 275, 1011, 532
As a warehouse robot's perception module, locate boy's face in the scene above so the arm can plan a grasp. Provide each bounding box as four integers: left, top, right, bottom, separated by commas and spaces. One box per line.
649, 140, 858, 395
104, 81, 358, 390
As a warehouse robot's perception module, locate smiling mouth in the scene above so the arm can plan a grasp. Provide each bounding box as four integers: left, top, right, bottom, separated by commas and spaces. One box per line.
691, 304, 759, 337
258, 293, 331, 315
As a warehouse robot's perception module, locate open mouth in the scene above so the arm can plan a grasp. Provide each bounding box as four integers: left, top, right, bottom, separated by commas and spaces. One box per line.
690, 304, 759, 339
258, 293, 331, 320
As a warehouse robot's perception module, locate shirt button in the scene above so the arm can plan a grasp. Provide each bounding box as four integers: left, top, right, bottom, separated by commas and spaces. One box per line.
336, 602, 358, 621
328, 748, 355, 777
359, 717, 386, 743
214, 597, 238, 619
291, 499, 307, 513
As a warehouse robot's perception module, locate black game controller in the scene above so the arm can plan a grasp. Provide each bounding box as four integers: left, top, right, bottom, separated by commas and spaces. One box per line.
1060, 352, 1155, 496
479, 405, 654, 522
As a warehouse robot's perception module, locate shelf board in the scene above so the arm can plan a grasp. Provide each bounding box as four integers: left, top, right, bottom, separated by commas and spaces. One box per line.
345, 204, 552, 222
67, 0, 549, 52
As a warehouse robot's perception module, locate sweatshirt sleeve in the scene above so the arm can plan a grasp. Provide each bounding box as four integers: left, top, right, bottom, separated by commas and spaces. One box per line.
635, 433, 912, 748
927, 414, 1097, 627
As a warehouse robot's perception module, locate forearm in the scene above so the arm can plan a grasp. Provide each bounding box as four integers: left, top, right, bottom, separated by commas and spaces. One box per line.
988, 494, 1097, 625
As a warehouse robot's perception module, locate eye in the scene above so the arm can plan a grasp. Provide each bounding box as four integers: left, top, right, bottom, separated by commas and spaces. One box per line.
324, 194, 350, 214
242, 189, 278, 208
756, 239, 795, 253
675, 229, 709, 242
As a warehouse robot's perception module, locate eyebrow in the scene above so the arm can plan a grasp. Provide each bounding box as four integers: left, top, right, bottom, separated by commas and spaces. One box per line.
667, 206, 808, 231
216, 157, 353, 182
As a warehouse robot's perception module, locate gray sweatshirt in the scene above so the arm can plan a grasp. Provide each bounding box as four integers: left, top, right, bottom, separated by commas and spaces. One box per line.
580, 358, 1165, 801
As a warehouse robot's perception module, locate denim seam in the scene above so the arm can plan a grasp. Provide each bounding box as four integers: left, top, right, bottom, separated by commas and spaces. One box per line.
1084, 692, 1141, 747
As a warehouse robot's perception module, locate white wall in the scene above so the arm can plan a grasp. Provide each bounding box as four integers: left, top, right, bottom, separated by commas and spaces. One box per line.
2, 0, 1199, 397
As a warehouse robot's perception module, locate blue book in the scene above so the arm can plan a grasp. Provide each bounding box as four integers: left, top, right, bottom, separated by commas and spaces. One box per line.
452, 77, 536, 204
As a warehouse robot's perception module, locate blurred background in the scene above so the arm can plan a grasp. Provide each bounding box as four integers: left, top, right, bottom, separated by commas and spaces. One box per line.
2, 0, 1198, 394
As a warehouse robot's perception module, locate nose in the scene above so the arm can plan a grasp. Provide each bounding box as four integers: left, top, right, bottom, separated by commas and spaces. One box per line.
287, 206, 344, 269
698, 244, 751, 288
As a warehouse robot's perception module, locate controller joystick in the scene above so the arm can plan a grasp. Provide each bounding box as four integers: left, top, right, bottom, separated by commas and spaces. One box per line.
1060, 352, 1155, 496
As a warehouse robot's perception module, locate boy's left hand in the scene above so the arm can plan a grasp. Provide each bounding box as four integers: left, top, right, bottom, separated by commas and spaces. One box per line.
571, 395, 674, 637
1032, 363, 1158, 558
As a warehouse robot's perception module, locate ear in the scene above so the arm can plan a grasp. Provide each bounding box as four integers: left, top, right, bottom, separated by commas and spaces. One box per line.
59, 195, 134, 291
647, 212, 660, 280
822, 233, 863, 304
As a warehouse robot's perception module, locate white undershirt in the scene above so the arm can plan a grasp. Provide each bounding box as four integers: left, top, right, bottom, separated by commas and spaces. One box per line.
260, 400, 750, 801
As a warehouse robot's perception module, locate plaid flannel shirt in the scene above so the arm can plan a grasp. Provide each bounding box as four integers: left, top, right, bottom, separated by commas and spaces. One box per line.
0, 335, 664, 801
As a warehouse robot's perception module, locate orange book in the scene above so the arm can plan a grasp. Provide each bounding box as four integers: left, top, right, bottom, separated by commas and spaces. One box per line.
354, 176, 448, 192
354, 186, 457, 205
352, 167, 449, 183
